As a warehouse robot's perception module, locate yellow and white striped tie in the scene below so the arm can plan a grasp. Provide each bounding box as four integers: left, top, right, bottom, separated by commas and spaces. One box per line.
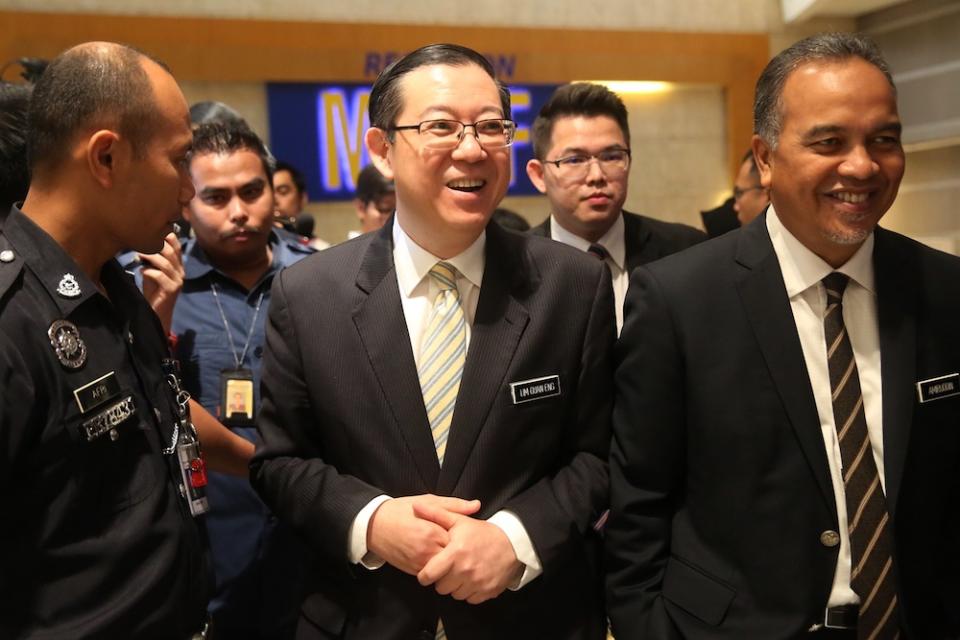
418, 262, 466, 466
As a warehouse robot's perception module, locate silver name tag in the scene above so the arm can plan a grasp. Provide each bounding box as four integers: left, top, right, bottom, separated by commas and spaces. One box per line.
81, 395, 137, 441
510, 375, 561, 404
916, 373, 960, 404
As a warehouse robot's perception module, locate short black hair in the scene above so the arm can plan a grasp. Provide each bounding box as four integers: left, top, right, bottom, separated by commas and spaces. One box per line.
492, 207, 530, 232
27, 42, 163, 172
189, 119, 275, 180
275, 160, 306, 196
531, 83, 630, 160
368, 43, 511, 137
189, 100, 245, 126
0, 82, 31, 212
355, 164, 394, 204
755, 32, 895, 147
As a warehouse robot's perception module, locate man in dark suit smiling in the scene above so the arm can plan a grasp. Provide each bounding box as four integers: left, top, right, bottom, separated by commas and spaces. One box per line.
252, 43, 613, 640
607, 33, 960, 639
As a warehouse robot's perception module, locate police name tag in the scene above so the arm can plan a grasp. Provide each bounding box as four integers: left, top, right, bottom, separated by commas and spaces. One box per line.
81, 395, 137, 441
916, 373, 960, 404
510, 375, 561, 404
73, 371, 121, 413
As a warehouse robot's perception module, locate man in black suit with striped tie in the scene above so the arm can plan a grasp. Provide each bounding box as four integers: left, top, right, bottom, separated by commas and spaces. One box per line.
252, 43, 613, 640
607, 32, 960, 639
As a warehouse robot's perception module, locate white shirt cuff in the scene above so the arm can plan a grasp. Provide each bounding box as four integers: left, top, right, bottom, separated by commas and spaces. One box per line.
487, 509, 543, 590
347, 494, 391, 569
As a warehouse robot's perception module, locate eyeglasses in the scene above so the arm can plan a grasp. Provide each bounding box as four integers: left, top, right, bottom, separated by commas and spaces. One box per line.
389, 118, 517, 150
545, 149, 631, 178
733, 185, 766, 201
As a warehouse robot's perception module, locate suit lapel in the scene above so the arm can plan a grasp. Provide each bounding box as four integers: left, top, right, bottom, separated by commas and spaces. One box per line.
623, 211, 655, 273
352, 222, 440, 489
873, 228, 916, 518
437, 223, 531, 494
734, 215, 836, 511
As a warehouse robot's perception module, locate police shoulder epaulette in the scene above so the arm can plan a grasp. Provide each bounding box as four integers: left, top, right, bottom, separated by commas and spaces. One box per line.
0, 235, 25, 303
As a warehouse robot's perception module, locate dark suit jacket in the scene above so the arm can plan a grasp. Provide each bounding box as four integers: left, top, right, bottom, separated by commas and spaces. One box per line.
251, 220, 615, 640
529, 210, 706, 273
606, 213, 960, 639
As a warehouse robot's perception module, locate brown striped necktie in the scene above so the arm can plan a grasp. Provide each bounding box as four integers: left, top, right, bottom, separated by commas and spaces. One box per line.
822, 273, 899, 640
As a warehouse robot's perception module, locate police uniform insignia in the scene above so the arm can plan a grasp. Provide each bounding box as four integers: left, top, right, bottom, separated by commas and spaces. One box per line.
56, 273, 81, 298
48, 319, 87, 369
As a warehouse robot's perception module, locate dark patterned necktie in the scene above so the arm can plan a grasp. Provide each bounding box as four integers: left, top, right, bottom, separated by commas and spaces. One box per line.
822, 272, 899, 640
587, 243, 609, 261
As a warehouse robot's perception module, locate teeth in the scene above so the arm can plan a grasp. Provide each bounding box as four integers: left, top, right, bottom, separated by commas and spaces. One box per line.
447, 179, 484, 189
835, 192, 868, 203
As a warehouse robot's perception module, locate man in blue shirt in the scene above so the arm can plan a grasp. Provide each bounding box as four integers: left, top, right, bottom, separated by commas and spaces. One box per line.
173, 119, 314, 638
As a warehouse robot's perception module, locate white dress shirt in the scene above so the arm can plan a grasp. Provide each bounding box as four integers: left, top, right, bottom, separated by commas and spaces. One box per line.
550, 213, 628, 335
346, 213, 543, 589
767, 206, 885, 607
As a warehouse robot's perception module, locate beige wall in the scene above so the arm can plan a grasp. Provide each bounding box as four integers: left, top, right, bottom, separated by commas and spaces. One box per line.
0, 0, 777, 32
859, 0, 960, 255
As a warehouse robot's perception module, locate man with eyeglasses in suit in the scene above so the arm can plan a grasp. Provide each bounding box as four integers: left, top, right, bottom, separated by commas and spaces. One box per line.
251, 43, 614, 640
526, 82, 706, 334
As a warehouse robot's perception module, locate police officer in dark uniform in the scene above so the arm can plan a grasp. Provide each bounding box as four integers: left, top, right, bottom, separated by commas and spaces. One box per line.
0, 41, 244, 638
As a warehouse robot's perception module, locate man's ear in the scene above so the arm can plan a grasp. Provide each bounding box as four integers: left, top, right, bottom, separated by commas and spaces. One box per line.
365, 128, 394, 180
86, 129, 123, 188
299, 190, 309, 209
525, 158, 548, 195
752, 134, 773, 188
353, 197, 366, 220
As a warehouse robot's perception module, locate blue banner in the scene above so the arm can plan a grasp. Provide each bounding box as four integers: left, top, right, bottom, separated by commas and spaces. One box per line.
267, 82, 560, 201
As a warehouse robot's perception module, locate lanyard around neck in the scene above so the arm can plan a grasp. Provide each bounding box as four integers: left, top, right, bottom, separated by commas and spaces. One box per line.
210, 282, 265, 370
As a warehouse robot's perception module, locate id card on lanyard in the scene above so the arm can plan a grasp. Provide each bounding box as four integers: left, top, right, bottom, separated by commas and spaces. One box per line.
211, 283, 264, 428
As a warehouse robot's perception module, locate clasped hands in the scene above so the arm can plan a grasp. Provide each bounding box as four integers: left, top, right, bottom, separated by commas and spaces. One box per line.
367, 494, 523, 604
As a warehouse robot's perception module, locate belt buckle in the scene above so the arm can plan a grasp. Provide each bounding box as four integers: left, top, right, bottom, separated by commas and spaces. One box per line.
824, 605, 857, 630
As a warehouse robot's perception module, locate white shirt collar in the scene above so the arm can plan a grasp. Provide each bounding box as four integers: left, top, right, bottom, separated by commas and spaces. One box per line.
550, 212, 626, 271
766, 205, 875, 298
392, 216, 486, 296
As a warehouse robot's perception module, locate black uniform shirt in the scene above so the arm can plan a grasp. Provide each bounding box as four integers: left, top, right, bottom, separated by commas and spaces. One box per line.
0, 207, 210, 638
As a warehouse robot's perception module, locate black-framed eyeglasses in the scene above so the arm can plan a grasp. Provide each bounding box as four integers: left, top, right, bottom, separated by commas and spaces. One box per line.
733, 185, 766, 201
545, 148, 631, 178
389, 118, 517, 150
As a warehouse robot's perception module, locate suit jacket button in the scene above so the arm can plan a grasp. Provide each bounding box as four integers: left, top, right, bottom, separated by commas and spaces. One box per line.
820, 530, 840, 547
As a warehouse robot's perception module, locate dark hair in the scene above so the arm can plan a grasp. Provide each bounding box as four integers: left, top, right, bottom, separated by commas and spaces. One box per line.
531, 83, 630, 160
368, 43, 511, 137
189, 119, 275, 180
491, 207, 530, 232
189, 100, 245, 126
27, 42, 163, 172
0, 82, 31, 212
355, 164, 394, 204
754, 32, 895, 147
275, 160, 306, 195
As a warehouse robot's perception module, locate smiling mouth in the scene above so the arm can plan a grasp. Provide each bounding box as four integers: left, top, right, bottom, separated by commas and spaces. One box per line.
829, 191, 870, 204
447, 179, 485, 193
